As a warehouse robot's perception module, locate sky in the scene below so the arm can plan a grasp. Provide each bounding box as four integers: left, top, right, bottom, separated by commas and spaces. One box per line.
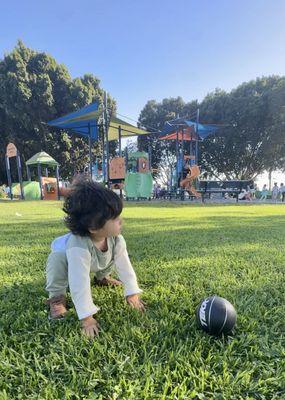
1, 0, 285, 124
1, 0, 284, 187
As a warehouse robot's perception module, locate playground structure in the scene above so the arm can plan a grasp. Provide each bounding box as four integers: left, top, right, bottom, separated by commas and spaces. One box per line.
159, 114, 220, 199
25, 152, 60, 200
124, 151, 153, 199
89, 149, 153, 199
4, 101, 232, 202
5, 147, 60, 200
48, 98, 154, 199
4, 99, 154, 201
107, 151, 153, 199
47, 104, 224, 201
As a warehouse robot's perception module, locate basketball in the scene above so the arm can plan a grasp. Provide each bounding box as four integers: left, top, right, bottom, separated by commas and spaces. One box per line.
196, 296, 237, 335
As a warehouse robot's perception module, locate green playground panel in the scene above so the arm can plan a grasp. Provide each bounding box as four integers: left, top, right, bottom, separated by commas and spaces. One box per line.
12, 181, 41, 200
125, 172, 153, 198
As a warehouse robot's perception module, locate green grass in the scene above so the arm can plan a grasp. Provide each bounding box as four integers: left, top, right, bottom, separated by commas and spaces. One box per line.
0, 201, 284, 399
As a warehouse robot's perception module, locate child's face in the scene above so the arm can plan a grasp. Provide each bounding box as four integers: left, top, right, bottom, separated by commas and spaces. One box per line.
89, 216, 122, 238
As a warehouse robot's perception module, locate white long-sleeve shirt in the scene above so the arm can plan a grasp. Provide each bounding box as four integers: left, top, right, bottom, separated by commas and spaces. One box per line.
51, 233, 142, 320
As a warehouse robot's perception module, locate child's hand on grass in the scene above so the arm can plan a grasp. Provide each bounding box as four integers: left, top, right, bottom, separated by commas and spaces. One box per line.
126, 294, 146, 312
81, 316, 100, 339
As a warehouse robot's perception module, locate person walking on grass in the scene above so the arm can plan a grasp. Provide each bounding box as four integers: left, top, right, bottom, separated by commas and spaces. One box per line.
271, 182, 279, 203
260, 184, 268, 201
45, 178, 145, 339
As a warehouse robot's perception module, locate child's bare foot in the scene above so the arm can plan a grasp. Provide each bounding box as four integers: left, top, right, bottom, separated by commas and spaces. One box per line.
46, 295, 67, 319
93, 275, 122, 287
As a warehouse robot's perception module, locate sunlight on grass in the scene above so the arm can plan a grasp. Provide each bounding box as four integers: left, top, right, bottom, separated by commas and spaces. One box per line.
0, 201, 284, 399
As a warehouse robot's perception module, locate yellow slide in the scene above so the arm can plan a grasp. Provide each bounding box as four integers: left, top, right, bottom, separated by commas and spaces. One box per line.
180, 165, 201, 198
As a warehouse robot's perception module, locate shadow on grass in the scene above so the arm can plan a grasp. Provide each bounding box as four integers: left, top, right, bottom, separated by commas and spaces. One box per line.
1, 214, 285, 267
123, 201, 284, 208
0, 220, 67, 248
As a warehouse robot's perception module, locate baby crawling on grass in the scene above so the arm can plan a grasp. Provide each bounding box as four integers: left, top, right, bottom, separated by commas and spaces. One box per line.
46, 178, 145, 338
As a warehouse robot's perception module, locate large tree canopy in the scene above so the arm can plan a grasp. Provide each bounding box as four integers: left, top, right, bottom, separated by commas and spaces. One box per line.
138, 77, 285, 180
0, 41, 116, 183
200, 77, 285, 179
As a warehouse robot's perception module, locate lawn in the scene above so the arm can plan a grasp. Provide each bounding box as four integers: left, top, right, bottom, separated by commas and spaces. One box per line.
0, 201, 284, 399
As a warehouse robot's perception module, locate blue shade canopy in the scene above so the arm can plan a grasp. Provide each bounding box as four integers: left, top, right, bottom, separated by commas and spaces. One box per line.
48, 102, 150, 141
48, 102, 100, 139
161, 118, 220, 140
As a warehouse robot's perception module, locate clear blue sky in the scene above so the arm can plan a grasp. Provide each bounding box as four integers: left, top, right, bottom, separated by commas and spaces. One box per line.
1, 0, 284, 122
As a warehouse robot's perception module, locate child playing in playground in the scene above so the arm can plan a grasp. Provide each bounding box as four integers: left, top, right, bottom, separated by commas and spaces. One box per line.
260, 184, 268, 201
46, 178, 145, 339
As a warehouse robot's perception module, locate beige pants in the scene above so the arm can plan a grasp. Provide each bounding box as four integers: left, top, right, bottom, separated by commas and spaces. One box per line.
46, 251, 114, 298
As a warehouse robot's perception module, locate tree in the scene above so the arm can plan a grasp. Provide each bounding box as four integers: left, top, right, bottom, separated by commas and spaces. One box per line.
0, 41, 116, 183
138, 77, 285, 181
200, 76, 285, 179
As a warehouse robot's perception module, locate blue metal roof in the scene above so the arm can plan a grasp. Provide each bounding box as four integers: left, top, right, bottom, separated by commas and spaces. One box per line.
48, 102, 150, 141
48, 102, 100, 139
161, 118, 219, 140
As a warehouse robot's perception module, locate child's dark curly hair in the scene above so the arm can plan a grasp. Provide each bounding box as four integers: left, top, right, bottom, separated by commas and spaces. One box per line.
63, 178, 123, 236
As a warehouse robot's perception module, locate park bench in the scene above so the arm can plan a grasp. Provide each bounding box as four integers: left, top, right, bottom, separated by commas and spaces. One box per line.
197, 180, 254, 203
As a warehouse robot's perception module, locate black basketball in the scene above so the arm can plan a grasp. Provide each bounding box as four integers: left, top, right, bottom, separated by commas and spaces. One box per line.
196, 296, 237, 335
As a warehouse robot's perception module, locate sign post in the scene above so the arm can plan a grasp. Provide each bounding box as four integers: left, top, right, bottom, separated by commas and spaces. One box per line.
5, 143, 25, 200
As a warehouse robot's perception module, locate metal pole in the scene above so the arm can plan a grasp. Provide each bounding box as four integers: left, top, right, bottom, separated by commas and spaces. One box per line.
176, 129, 179, 191
88, 123, 93, 179
37, 163, 43, 200
181, 128, 184, 183
26, 165, 31, 181
118, 125, 122, 156
56, 165, 60, 200
125, 147, 128, 173
102, 124, 106, 182
104, 92, 110, 187
16, 151, 24, 200
148, 144, 152, 172
118, 125, 124, 198
5, 155, 13, 200
195, 108, 200, 164
190, 128, 193, 166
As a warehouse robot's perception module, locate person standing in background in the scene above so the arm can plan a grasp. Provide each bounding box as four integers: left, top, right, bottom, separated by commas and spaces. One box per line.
271, 182, 279, 203
260, 184, 268, 201
279, 183, 285, 202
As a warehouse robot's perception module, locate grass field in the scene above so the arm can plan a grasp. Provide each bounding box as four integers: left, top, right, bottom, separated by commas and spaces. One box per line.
0, 201, 284, 399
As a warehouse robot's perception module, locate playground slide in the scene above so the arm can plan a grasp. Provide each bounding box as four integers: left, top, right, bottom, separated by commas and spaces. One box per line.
189, 165, 200, 179
125, 172, 153, 199
180, 165, 201, 198
187, 187, 201, 198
